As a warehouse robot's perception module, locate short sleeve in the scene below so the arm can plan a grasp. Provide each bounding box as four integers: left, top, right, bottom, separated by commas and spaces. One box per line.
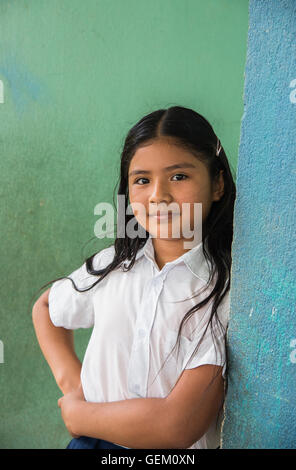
182, 290, 230, 379
48, 245, 115, 330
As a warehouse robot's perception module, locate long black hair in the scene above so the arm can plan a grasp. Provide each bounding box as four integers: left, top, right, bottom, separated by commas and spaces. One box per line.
32, 105, 236, 412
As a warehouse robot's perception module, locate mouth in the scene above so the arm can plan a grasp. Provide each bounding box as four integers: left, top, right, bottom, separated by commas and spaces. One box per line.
149, 212, 177, 221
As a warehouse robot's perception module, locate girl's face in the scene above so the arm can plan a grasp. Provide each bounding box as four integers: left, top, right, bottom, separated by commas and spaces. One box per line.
128, 138, 224, 242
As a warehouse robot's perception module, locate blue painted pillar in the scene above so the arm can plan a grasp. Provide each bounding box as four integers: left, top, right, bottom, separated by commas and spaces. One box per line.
221, 0, 296, 448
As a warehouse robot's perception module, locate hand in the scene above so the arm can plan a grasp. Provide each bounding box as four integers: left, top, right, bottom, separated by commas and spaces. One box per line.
58, 383, 85, 438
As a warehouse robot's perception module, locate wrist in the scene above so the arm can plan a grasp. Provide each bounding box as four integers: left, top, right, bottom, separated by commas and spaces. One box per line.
70, 399, 87, 437
57, 368, 82, 395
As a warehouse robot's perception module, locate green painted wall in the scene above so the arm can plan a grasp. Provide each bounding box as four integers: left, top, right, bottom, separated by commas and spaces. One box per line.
0, 0, 248, 448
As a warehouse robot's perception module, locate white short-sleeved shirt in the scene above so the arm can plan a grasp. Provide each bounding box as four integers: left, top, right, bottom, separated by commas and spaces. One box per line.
49, 233, 230, 449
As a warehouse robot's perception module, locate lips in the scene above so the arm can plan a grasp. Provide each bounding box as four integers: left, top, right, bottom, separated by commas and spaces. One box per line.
149, 213, 171, 216
149, 211, 178, 216
149, 212, 178, 221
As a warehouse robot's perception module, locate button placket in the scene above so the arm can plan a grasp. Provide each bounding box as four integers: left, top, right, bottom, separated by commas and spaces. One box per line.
127, 278, 163, 398
142, 278, 164, 395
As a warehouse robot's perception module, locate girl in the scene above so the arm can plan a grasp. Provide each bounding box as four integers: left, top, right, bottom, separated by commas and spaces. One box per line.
32, 106, 236, 449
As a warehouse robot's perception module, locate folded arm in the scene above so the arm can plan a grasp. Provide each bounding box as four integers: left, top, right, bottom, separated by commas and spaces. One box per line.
61, 364, 224, 449
32, 288, 82, 394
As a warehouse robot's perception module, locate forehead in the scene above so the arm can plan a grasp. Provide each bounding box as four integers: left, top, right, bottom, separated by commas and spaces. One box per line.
129, 139, 202, 170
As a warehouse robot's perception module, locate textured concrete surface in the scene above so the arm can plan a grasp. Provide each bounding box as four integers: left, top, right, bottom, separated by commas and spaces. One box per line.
221, 0, 296, 449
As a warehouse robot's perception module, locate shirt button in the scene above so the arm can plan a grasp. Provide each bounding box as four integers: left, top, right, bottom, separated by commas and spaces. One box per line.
134, 384, 140, 392
138, 328, 146, 339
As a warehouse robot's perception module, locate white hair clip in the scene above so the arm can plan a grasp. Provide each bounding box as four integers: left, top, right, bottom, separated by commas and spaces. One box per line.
216, 139, 222, 157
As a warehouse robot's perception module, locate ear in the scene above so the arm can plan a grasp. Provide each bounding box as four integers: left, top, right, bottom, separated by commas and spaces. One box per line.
212, 170, 225, 202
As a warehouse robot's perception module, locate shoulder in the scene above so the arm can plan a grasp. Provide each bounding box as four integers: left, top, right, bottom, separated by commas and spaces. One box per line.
190, 286, 230, 336
91, 244, 116, 271
206, 272, 230, 327
65, 244, 116, 289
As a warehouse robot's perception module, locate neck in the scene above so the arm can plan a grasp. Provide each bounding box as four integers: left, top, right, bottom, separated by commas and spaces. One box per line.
152, 238, 191, 270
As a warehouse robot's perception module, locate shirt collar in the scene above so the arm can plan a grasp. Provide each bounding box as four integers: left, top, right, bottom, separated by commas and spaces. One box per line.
135, 233, 211, 283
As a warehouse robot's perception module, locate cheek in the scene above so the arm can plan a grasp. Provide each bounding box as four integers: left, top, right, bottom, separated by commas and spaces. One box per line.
129, 182, 142, 198
129, 186, 145, 210
178, 189, 209, 226
178, 189, 200, 211
128, 184, 137, 205
128, 187, 147, 220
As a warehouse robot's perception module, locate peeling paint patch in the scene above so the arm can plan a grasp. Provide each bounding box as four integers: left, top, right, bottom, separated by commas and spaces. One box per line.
0, 53, 47, 114
290, 339, 296, 364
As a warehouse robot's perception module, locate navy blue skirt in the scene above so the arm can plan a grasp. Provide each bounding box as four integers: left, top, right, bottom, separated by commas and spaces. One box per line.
66, 436, 126, 449
67, 435, 221, 449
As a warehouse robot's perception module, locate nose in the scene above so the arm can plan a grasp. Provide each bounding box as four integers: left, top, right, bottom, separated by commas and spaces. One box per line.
148, 178, 172, 205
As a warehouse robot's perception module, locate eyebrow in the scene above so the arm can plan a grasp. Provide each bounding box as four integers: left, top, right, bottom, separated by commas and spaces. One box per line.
128, 162, 196, 177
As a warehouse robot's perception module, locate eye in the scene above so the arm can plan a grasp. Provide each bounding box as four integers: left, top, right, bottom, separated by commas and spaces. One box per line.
133, 174, 188, 185
134, 177, 149, 185
173, 173, 188, 181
